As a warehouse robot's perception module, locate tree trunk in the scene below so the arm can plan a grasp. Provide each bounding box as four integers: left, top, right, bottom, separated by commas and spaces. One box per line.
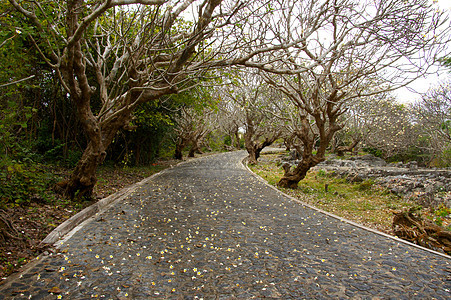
335, 138, 361, 157
278, 156, 324, 188
188, 143, 203, 157
188, 134, 205, 158
247, 146, 258, 164
278, 160, 311, 188
175, 138, 188, 160
56, 142, 106, 199
234, 130, 241, 149
175, 144, 183, 160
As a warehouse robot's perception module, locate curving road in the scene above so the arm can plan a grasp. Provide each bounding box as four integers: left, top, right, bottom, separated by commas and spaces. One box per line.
1, 151, 450, 299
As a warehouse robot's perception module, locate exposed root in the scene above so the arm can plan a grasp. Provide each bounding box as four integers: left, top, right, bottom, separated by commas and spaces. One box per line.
393, 208, 451, 255
0, 210, 25, 244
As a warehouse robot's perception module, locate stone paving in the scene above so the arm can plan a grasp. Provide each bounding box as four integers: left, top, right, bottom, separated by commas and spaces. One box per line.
1, 151, 450, 299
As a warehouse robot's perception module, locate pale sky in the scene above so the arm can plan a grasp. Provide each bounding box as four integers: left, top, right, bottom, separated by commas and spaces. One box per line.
394, 0, 451, 103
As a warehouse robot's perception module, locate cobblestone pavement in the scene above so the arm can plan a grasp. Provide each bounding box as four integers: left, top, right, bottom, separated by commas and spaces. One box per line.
1, 151, 450, 299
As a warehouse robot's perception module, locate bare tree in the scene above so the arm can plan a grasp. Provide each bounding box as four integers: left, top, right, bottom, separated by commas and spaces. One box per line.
232, 0, 449, 188
414, 80, 451, 166
173, 104, 217, 159
221, 71, 283, 164
8, 0, 285, 198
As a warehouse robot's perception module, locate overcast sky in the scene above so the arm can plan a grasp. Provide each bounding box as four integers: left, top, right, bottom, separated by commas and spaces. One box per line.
394, 0, 450, 103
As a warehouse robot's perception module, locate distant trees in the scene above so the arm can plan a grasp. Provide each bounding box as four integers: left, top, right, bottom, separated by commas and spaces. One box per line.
251, 0, 449, 188
5, 0, 450, 196
216, 94, 244, 151
219, 72, 283, 164
356, 95, 417, 159
413, 80, 451, 166
334, 80, 451, 167
173, 102, 217, 160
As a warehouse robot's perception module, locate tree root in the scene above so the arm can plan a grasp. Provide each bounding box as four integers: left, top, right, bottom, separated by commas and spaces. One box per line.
393, 208, 451, 255
0, 210, 25, 244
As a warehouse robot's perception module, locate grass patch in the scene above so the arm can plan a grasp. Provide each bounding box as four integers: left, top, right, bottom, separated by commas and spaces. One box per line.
250, 154, 418, 234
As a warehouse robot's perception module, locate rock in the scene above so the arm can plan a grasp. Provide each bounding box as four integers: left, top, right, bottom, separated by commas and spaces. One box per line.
275, 152, 451, 210
405, 161, 418, 170
350, 154, 387, 167
393, 162, 404, 168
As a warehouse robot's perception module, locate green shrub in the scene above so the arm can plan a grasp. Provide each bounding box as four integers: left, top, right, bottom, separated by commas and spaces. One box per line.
0, 159, 60, 209
363, 147, 383, 158
435, 147, 451, 168
317, 169, 327, 177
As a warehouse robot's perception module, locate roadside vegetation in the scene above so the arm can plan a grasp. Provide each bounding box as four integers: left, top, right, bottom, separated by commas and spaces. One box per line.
249, 153, 451, 236
0, 161, 177, 280
1, 0, 450, 280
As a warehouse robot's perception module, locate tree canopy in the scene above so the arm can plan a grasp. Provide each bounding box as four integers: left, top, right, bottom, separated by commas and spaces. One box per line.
3, 0, 450, 195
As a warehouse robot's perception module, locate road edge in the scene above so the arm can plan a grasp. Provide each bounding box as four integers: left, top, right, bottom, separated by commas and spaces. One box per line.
242, 156, 451, 260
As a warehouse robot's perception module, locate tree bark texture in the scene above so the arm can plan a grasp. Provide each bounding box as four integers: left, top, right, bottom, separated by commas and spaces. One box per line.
278, 156, 323, 188
277, 111, 341, 188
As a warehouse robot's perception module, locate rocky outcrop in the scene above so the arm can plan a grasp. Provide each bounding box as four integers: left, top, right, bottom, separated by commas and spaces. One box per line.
310, 155, 451, 209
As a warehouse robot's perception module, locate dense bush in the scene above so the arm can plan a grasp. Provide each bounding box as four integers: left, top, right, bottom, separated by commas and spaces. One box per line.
0, 159, 60, 209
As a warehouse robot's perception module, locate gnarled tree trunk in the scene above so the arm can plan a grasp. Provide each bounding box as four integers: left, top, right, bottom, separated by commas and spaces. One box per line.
244, 113, 280, 164
188, 142, 203, 157
56, 142, 106, 199
277, 113, 341, 188
278, 155, 324, 188
335, 137, 361, 156
393, 209, 451, 255
246, 145, 259, 164
245, 138, 276, 164
175, 137, 189, 160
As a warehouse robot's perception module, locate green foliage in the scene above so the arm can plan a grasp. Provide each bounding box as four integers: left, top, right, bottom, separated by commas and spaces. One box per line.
41, 140, 82, 168
0, 159, 60, 209
223, 135, 232, 146
439, 56, 451, 70
433, 146, 451, 168
387, 146, 429, 165
206, 132, 226, 152
317, 169, 327, 177
363, 147, 383, 158
0, 100, 37, 160
107, 99, 176, 166
435, 205, 451, 218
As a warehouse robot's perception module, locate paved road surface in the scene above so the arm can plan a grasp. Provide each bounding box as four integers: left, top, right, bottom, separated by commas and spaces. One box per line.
1, 151, 450, 299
